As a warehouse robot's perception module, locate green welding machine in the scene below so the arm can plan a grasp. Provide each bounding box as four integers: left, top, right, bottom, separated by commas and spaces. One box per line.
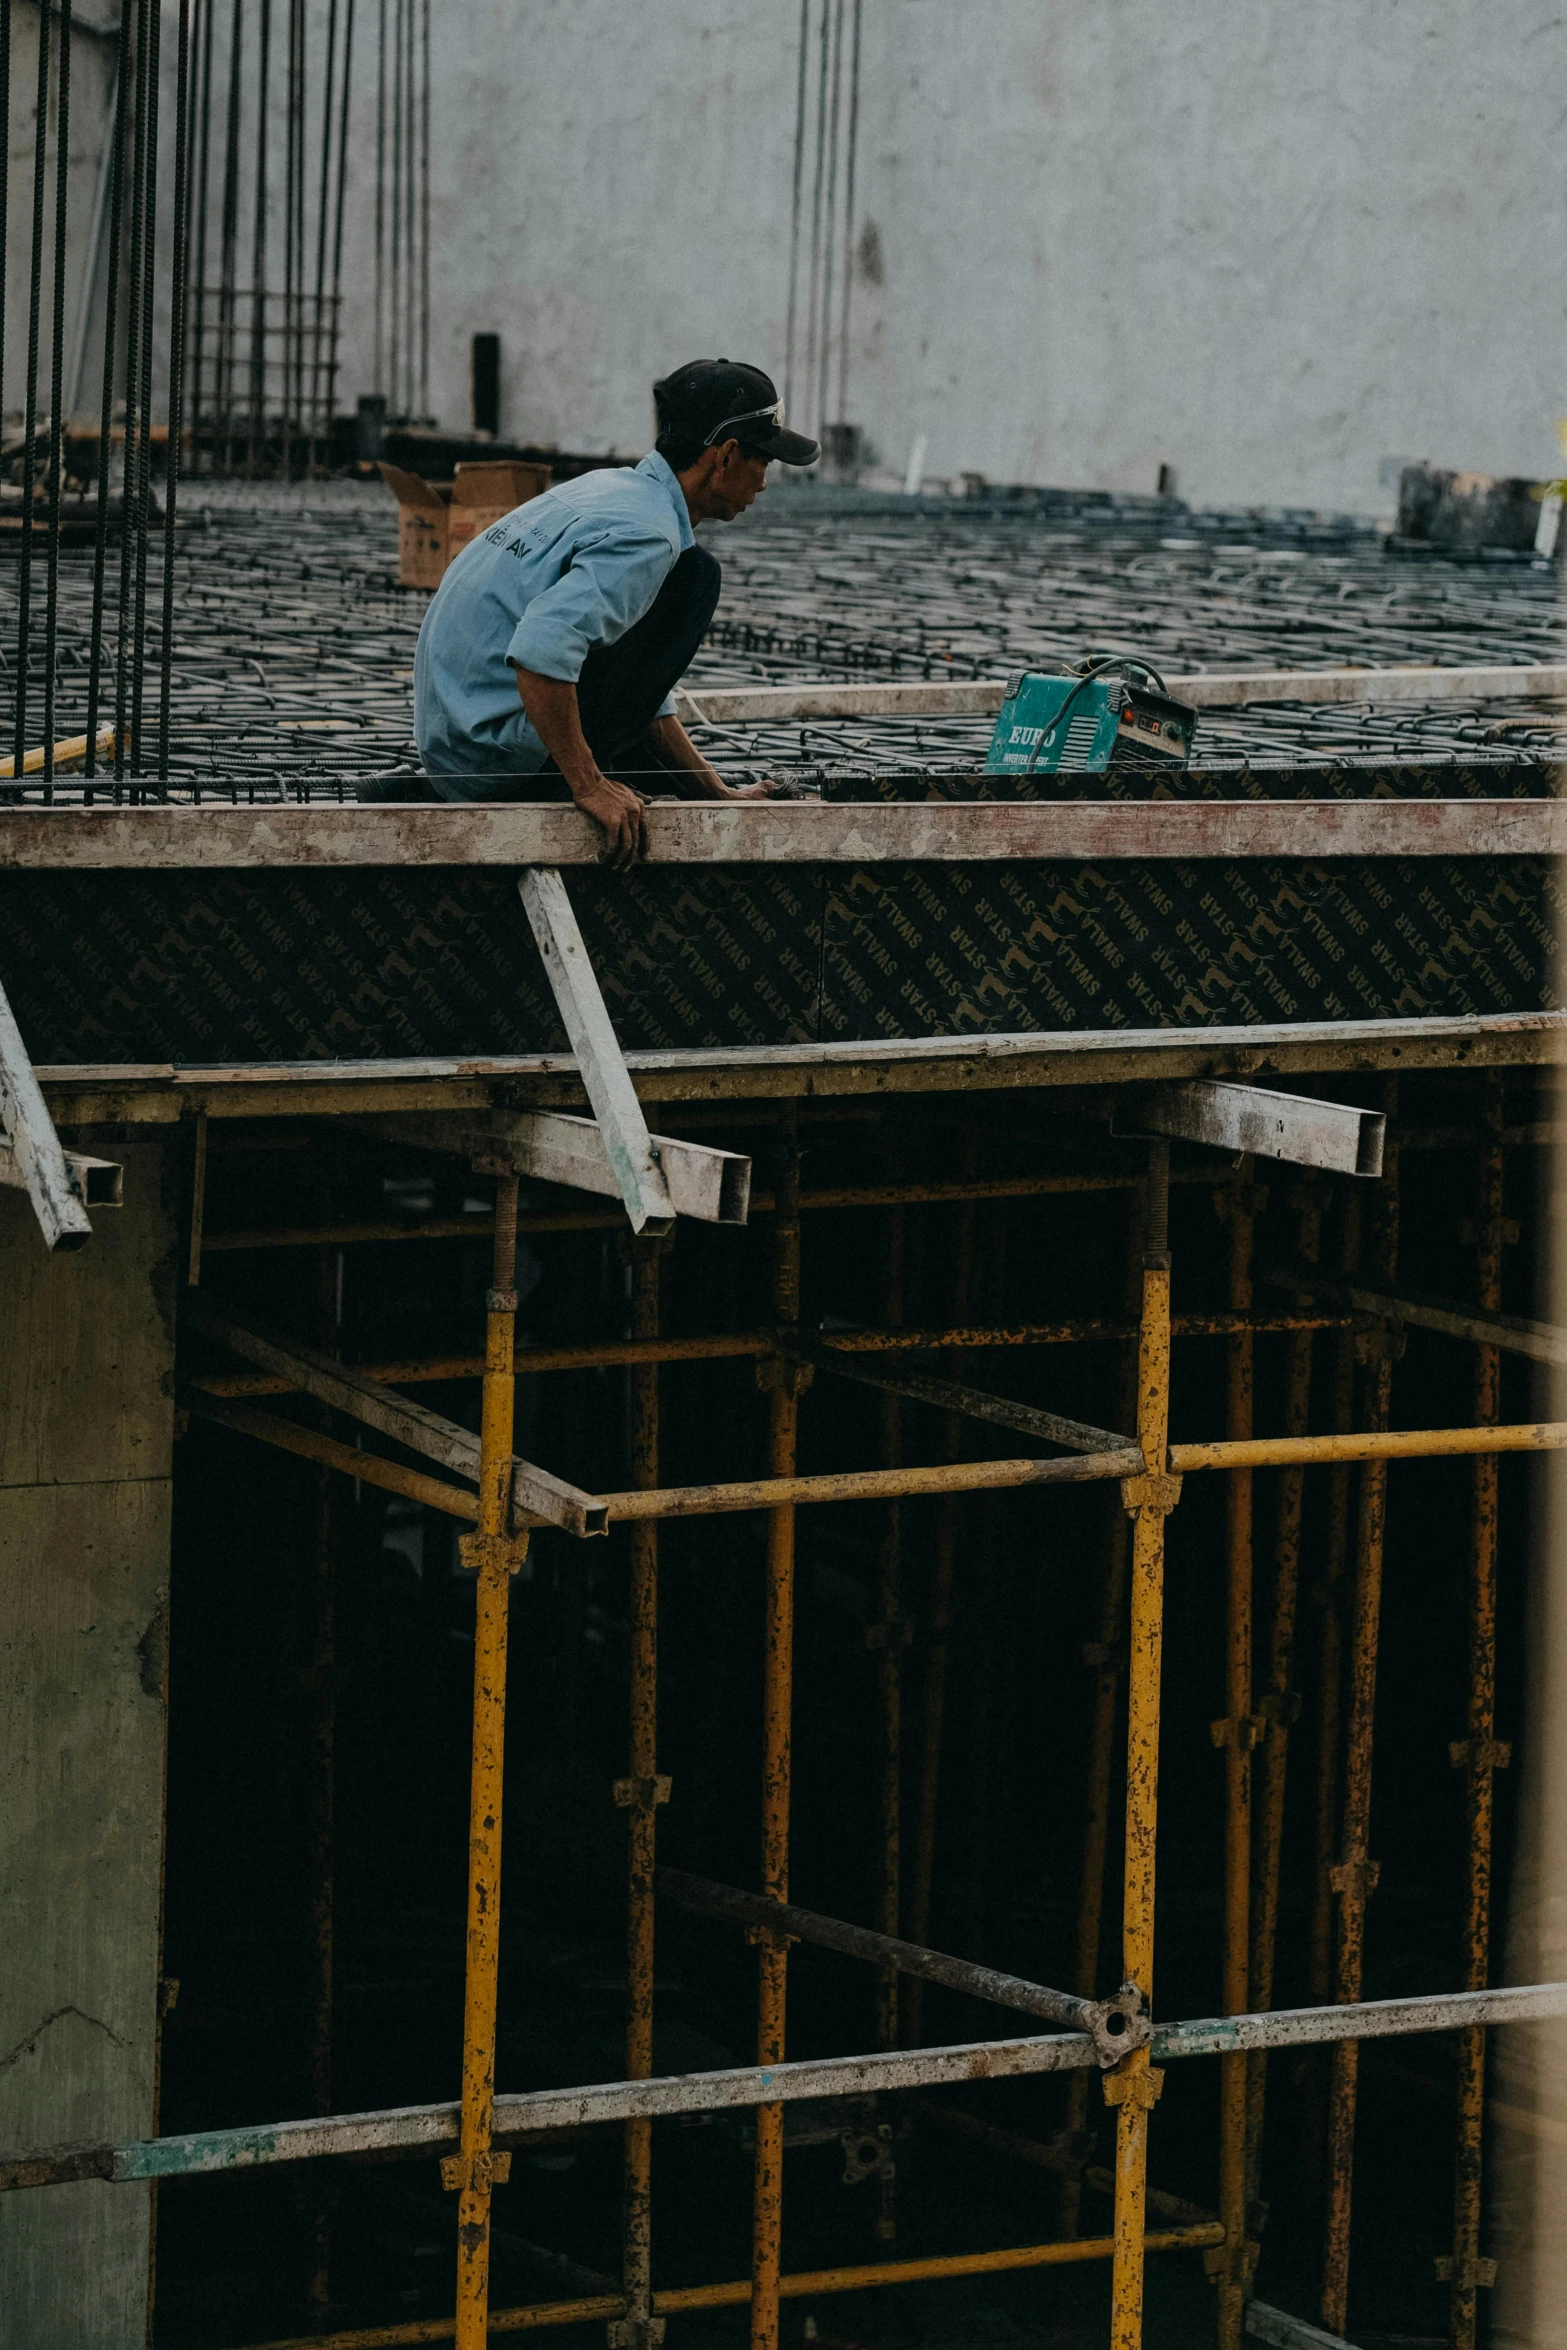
984, 656, 1197, 777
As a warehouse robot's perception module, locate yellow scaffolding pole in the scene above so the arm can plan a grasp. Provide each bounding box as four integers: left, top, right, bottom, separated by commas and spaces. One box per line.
443, 1175, 526, 2349
1108, 1143, 1179, 2350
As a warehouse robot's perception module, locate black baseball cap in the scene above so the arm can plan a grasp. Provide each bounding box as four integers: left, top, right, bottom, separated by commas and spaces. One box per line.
653, 359, 820, 466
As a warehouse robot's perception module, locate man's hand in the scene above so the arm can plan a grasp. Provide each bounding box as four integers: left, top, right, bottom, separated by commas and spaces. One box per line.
704, 775, 778, 801
647, 714, 780, 802
572, 771, 648, 869
515, 666, 650, 868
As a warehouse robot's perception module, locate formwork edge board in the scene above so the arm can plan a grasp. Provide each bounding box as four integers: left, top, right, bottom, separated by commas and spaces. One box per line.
3, 796, 1567, 867
675, 664, 1567, 724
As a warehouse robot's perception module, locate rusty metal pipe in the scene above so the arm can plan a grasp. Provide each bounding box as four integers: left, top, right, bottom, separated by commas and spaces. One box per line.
1244, 1182, 1323, 2230
1215, 1171, 1259, 2347
447, 1178, 526, 2349
220, 2226, 1227, 2350
1063, 1184, 1143, 2237
1449, 1075, 1507, 2350
13, 1982, 1567, 2194
620, 1242, 664, 2349
1321, 1083, 1400, 2335
1110, 1140, 1179, 2350
751, 1110, 802, 2350
656, 1869, 1145, 2065
187, 1312, 1353, 1400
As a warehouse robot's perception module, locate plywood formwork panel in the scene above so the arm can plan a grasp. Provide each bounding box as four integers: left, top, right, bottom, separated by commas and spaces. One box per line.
0, 857, 1554, 1069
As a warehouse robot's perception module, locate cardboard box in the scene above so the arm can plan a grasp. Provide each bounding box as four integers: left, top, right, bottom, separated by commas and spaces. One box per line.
379, 458, 551, 589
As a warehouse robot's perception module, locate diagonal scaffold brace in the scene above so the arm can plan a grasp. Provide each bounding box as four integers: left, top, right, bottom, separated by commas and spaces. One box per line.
443, 1171, 529, 2347
0, 972, 100, 1250
519, 868, 677, 1235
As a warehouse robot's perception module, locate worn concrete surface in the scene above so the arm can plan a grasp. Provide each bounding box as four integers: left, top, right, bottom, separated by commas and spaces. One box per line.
0, 1138, 177, 2349
351, 0, 1567, 512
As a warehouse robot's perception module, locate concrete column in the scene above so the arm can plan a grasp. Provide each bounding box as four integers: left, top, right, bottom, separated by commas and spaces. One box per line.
0, 1137, 178, 2350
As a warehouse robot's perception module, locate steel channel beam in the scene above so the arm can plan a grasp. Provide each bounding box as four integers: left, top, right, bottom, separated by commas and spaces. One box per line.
1116, 1081, 1384, 1178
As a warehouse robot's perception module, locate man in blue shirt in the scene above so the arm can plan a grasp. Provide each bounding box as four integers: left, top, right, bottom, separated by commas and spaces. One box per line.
413, 359, 819, 866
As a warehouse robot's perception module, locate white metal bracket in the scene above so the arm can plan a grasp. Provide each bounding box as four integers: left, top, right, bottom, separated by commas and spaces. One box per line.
519, 869, 677, 1234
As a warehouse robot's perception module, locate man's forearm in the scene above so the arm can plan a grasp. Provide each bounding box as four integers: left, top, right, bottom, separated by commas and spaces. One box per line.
647, 714, 727, 797
514, 668, 603, 795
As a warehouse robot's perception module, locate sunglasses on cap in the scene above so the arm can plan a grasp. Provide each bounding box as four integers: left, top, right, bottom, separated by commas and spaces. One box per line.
703, 401, 782, 448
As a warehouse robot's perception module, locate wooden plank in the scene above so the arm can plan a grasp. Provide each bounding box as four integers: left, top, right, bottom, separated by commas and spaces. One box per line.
1116, 1079, 1385, 1175
518, 869, 677, 1234
185, 1302, 608, 1536
354, 1109, 750, 1225
674, 663, 1567, 725
34, 1010, 1567, 1126
3, 794, 1567, 869
0, 977, 94, 1251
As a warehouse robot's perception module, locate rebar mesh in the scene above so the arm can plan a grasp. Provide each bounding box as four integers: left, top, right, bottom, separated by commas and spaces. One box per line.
2, 481, 1564, 802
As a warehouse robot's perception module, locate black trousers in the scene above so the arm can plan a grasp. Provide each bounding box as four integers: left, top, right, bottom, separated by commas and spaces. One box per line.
480, 544, 721, 804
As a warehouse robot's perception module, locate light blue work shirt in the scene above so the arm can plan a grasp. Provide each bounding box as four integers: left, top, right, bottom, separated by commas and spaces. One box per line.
413, 451, 695, 792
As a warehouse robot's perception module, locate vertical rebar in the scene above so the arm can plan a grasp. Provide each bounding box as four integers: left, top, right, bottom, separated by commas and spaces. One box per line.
448, 1174, 524, 2350
1062, 1182, 1143, 2238
113, 0, 151, 781
187, 0, 214, 471
280, 0, 297, 475
1244, 1181, 1324, 2220
1108, 1138, 1175, 2350
84, 0, 131, 789
751, 1108, 802, 2350
1216, 1169, 1258, 2348
215, 0, 243, 448
0, 0, 10, 522
126, 0, 160, 774
157, 0, 194, 782
373, 0, 385, 394
815, 0, 845, 444
41, 0, 73, 795
833, 0, 862, 428
1448, 1073, 1506, 2350
1320, 1083, 1400, 2334
781, 0, 811, 419
247, 0, 271, 471
801, 0, 830, 438
308, 0, 338, 468
621, 1239, 664, 2345
417, 0, 429, 423
327, 0, 354, 435
13, 0, 54, 770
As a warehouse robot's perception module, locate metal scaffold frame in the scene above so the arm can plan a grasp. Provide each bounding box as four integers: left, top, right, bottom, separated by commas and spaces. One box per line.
3, 1061, 1564, 2350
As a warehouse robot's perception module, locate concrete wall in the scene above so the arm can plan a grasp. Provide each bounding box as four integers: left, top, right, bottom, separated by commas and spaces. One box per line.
336, 0, 1567, 511
0, 1139, 177, 2350
2, 4, 119, 436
